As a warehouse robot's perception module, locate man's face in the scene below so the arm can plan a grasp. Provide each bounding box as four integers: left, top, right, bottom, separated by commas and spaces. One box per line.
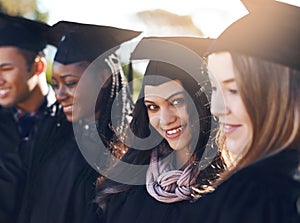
0, 46, 37, 108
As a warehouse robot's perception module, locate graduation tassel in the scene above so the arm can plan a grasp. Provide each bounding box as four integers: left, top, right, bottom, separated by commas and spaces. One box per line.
128, 60, 133, 95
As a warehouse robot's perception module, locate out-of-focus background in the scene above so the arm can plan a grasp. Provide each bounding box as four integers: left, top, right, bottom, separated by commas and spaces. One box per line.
1, 0, 299, 37
0, 0, 299, 98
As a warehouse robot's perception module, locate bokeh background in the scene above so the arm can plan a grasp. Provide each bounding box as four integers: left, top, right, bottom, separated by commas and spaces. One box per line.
1, 0, 299, 99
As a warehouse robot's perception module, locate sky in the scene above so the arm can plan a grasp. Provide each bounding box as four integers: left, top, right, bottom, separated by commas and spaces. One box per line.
38, 0, 300, 38
37, 0, 248, 38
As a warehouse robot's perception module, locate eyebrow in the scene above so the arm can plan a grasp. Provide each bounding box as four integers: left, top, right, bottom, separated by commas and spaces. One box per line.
57, 74, 80, 79
144, 91, 185, 103
222, 78, 235, 84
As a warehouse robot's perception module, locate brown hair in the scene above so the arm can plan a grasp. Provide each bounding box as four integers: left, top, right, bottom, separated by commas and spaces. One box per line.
17, 48, 44, 72
219, 52, 300, 180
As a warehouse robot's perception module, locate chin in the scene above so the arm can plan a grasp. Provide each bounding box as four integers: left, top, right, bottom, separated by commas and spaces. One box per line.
65, 114, 75, 123
0, 100, 14, 108
226, 141, 245, 156
168, 142, 186, 151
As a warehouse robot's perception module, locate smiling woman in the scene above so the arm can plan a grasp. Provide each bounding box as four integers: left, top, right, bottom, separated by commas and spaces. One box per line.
87, 37, 226, 223
144, 80, 192, 158
208, 52, 252, 156
16, 20, 141, 223
167, 1, 300, 222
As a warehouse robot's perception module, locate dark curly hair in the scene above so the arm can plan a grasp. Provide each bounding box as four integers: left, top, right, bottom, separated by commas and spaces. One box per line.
95, 60, 225, 209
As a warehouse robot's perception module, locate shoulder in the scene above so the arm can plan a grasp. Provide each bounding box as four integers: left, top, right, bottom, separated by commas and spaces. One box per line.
217, 149, 300, 202
106, 185, 179, 223
229, 149, 300, 192
173, 149, 300, 223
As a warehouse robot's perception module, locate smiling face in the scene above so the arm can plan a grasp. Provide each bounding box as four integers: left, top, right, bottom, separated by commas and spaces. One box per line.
208, 52, 252, 155
52, 61, 92, 122
144, 80, 192, 152
0, 46, 39, 110
52, 61, 112, 123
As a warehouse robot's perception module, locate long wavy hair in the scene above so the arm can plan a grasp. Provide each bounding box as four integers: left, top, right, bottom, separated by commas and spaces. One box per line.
95, 60, 225, 209
218, 52, 300, 181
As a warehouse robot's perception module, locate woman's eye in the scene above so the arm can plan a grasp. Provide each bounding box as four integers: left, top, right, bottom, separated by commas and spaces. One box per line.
146, 104, 158, 111
172, 98, 185, 106
51, 81, 59, 89
229, 89, 238, 94
65, 81, 78, 87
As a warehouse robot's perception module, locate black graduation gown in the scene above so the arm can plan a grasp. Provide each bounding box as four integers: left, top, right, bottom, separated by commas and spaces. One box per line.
168, 148, 300, 223
86, 185, 197, 223
17, 110, 100, 223
0, 107, 26, 223
0, 91, 57, 223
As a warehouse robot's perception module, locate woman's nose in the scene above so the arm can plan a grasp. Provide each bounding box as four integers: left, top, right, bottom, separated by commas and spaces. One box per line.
210, 90, 229, 117
160, 106, 177, 126
55, 86, 68, 102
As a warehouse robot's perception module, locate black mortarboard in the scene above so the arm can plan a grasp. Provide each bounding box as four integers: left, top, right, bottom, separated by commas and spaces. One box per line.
210, 0, 300, 70
48, 21, 141, 64
0, 12, 49, 52
129, 36, 214, 89
131, 36, 214, 60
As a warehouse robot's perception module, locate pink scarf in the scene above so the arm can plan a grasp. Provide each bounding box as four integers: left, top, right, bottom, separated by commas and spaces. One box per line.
146, 148, 196, 203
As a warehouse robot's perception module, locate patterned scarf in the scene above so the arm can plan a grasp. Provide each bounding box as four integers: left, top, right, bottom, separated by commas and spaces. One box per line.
146, 148, 197, 203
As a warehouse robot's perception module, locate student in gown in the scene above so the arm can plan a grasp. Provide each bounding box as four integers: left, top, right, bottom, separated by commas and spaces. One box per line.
17, 21, 141, 223
170, 1, 300, 222
0, 12, 60, 223
87, 37, 225, 223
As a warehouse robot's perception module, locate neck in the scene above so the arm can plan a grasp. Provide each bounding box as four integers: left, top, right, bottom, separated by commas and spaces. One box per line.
175, 147, 191, 169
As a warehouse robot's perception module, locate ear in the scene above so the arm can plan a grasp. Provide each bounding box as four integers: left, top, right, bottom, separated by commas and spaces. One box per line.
33, 56, 47, 76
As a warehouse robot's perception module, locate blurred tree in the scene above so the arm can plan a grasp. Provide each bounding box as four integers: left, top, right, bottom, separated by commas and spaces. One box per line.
135, 9, 203, 36
0, 0, 51, 82
122, 62, 144, 102
0, 0, 48, 21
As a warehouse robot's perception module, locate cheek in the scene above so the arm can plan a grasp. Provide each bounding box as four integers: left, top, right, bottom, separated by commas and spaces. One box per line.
148, 113, 160, 129
175, 105, 190, 127
68, 88, 77, 99
8, 70, 23, 84
14, 77, 30, 92
233, 98, 249, 122
179, 107, 189, 120
242, 113, 252, 138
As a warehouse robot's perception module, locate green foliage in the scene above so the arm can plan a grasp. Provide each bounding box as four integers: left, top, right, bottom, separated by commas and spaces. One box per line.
0, 0, 48, 21
46, 59, 53, 84
122, 62, 144, 103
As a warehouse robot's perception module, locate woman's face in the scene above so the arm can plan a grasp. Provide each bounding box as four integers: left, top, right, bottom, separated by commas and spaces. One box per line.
208, 52, 252, 155
52, 61, 98, 123
144, 80, 192, 152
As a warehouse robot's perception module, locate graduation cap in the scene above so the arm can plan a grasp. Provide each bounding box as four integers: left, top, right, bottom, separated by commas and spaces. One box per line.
48, 21, 142, 64
129, 36, 214, 90
210, 0, 300, 70
131, 36, 214, 60
0, 12, 50, 52
129, 36, 214, 82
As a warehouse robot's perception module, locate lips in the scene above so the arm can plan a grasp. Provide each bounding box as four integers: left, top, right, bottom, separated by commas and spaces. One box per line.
163, 125, 185, 139
0, 88, 10, 98
62, 104, 73, 113
221, 123, 241, 135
